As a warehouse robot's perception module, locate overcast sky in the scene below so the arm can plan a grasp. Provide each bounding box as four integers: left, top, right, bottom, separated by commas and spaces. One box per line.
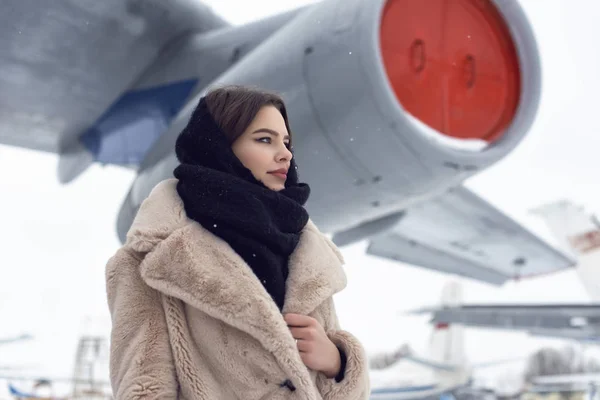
1, 0, 600, 396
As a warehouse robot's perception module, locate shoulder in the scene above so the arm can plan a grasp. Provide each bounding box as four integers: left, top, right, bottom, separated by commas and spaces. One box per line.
124, 179, 191, 253
303, 220, 345, 265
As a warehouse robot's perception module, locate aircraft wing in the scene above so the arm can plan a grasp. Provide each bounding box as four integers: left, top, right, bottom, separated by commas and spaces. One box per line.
415, 304, 600, 343
0, 0, 230, 183
364, 186, 576, 285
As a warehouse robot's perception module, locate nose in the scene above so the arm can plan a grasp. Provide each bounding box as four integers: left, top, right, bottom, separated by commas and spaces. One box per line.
277, 143, 293, 162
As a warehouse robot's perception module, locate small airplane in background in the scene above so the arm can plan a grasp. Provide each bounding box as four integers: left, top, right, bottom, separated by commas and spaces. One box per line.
369, 282, 521, 399
413, 201, 600, 343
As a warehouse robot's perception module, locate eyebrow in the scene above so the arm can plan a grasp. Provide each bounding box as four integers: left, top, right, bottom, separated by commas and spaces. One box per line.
252, 128, 290, 141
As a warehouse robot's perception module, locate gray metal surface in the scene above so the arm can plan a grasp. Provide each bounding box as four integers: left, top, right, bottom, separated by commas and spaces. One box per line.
123, 0, 542, 236
59, 7, 306, 184
366, 186, 576, 284
423, 304, 600, 342
0, 0, 227, 153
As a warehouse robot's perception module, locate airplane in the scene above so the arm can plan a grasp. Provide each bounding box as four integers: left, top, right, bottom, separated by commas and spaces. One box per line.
412, 200, 600, 343
1, 0, 577, 285
368, 282, 518, 399
368, 282, 470, 399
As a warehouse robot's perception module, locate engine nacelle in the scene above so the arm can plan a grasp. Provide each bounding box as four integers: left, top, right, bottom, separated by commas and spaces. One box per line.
204, 0, 540, 230
120, 0, 541, 240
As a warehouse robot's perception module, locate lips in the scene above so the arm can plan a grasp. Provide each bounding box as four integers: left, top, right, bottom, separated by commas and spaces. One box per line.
269, 169, 288, 179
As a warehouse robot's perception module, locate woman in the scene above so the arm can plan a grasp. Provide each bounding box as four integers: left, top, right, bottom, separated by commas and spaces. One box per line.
106, 85, 370, 399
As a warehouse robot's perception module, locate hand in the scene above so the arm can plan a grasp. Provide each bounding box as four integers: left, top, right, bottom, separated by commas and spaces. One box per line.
284, 313, 341, 378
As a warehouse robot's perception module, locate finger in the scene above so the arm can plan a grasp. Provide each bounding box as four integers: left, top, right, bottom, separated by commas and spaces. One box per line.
284, 313, 309, 326
289, 326, 314, 340
300, 351, 309, 365
284, 313, 314, 327
297, 339, 313, 354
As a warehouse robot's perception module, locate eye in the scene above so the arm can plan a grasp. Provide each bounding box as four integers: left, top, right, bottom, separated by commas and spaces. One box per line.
256, 137, 272, 144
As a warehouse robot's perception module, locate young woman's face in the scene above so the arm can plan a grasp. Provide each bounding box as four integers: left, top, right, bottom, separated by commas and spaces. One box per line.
232, 105, 293, 191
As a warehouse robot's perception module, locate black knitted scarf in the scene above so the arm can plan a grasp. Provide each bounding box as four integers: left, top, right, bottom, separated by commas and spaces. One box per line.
173, 97, 311, 311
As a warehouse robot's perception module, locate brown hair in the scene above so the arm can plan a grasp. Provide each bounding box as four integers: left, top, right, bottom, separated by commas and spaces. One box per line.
204, 85, 293, 146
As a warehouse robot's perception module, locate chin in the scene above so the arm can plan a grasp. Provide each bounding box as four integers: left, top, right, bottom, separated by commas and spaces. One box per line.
266, 181, 285, 191
262, 176, 286, 191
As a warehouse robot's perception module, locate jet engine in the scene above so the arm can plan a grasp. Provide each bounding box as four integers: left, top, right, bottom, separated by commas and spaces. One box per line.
204, 0, 540, 230
120, 0, 541, 239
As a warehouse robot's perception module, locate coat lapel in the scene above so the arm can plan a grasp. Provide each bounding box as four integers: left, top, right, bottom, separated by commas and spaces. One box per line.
138, 219, 347, 340
283, 220, 347, 315
129, 179, 347, 389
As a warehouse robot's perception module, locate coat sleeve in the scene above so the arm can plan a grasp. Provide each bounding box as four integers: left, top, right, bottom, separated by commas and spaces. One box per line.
106, 247, 179, 399
315, 297, 371, 400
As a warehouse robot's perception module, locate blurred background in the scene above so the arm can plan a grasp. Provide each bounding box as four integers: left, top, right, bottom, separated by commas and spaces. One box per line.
1, 0, 600, 399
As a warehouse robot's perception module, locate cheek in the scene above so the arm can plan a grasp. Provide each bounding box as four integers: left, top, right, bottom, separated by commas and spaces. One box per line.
236, 146, 270, 175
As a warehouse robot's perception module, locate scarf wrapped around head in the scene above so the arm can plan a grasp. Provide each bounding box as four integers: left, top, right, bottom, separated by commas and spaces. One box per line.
173, 96, 311, 311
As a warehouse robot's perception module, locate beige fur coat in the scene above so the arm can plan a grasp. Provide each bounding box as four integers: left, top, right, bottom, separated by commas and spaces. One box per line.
105, 179, 370, 399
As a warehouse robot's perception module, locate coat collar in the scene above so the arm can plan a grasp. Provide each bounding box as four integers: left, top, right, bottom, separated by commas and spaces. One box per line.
125, 179, 347, 384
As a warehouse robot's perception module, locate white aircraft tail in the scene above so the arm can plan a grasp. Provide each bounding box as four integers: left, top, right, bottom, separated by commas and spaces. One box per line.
531, 201, 600, 301
369, 281, 466, 373
369, 281, 469, 394
428, 281, 466, 368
